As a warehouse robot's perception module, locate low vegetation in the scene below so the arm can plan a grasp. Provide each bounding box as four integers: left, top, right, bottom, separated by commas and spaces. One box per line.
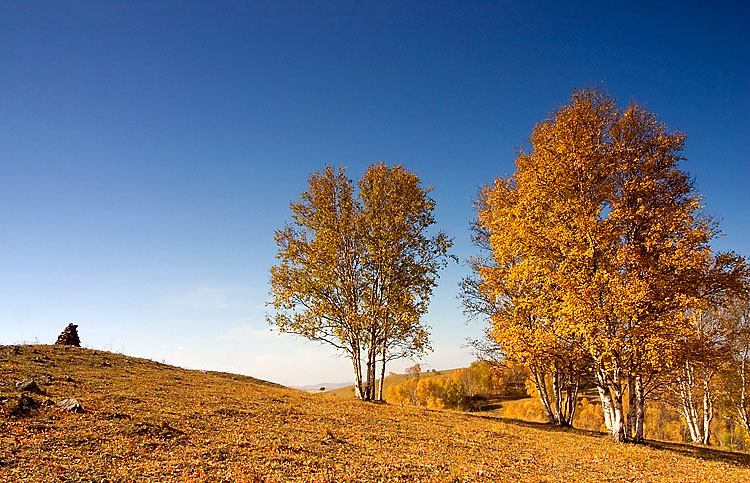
330, 361, 750, 451
3, 345, 750, 482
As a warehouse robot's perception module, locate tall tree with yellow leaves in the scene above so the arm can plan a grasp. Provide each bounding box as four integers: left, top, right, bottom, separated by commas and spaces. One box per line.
470, 88, 718, 442
269, 164, 451, 401
466, 166, 589, 427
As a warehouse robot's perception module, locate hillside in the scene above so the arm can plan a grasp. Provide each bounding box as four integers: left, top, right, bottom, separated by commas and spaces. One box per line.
2, 345, 749, 482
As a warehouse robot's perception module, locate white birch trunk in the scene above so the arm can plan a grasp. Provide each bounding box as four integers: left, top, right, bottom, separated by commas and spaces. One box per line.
532, 368, 556, 424
595, 369, 614, 433
552, 370, 563, 425
378, 346, 387, 401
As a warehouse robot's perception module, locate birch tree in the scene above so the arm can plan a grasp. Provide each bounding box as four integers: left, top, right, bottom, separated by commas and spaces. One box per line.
661, 254, 748, 444
469, 88, 717, 442
269, 164, 451, 401
722, 295, 750, 435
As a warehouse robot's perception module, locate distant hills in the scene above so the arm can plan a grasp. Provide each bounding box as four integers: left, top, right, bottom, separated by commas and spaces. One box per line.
292, 381, 353, 392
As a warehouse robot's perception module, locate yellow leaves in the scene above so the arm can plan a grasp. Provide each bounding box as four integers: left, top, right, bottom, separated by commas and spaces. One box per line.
470, 87, 718, 390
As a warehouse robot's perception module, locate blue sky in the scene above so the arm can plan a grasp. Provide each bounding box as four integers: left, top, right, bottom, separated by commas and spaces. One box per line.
1, 1, 747, 386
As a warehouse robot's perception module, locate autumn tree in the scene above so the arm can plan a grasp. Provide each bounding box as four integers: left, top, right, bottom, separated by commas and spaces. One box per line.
721, 292, 750, 435
465, 154, 590, 427
268, 164, 451, 401
659, 254, 749, 445
468, 88, 718, 442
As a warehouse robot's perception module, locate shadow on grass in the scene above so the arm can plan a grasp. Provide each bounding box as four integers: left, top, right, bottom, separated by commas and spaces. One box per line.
469, 413, 750, 467
644, 440, 750, 467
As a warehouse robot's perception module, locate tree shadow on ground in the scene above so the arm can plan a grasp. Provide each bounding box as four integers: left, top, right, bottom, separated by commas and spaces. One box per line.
644, 440, 750, 467
469, 413, 750, 467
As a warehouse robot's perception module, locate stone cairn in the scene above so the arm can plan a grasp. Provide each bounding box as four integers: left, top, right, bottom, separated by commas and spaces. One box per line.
55, 323, 81, 347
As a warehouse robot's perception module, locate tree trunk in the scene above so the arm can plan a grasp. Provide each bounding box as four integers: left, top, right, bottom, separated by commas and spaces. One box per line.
552, 370, 563, 425
598, 363, 627, 442
676, 362, 714, 444
352, 346, 364, 399
564, 376, 579, 426
677, 364, 701, 443
378, 344, 387, 401
681, 396, 701, 443
363, 344, 378, 401
531, 367, 556, 424
611, 381, 627, 442
627, 377, 637, 439
595, 369, 614, 433
633, 375, 645, 443
701, 373, 714, 445
740, 357, 750, 434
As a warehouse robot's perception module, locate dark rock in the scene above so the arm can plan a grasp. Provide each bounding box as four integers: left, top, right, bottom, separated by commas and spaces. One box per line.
55, 323, 81, 347
16, 379, 44, 395
57, 398, 84, 413
11, 394, 37, 417
65, 376, 75, 383
40, 398, 55, 407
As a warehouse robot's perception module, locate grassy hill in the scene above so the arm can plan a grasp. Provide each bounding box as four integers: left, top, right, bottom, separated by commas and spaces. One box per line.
2, 345, 749, 482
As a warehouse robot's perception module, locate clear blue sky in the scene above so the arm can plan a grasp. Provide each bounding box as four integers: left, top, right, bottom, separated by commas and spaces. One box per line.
1, 1, 747, 386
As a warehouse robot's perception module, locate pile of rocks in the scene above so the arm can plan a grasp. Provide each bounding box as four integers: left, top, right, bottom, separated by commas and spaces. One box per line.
6, 378, 84, 416
55, 323, 81, 347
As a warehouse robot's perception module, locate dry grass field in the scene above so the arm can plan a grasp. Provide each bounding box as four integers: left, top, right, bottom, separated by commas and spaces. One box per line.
2, 344, 749, 482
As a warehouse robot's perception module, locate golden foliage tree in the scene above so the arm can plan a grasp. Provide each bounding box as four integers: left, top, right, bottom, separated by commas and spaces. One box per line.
269, 164, 452, 401
721, 294, 750, 435
469, 88, 718, 441
657, 254, 749, 445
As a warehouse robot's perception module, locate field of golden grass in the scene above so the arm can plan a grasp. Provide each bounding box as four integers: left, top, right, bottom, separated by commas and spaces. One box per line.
2, 344, 749, 482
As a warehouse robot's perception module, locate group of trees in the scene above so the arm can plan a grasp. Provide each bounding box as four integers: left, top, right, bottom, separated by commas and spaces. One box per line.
269, 88, 749, 445
463, 89, 750, 443
268, 163, 452, 401
385, 361, 523, 410
657, 294, 750, 445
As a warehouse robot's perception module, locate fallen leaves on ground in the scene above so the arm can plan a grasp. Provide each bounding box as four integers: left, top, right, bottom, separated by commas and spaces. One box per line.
1, 345, 749, 482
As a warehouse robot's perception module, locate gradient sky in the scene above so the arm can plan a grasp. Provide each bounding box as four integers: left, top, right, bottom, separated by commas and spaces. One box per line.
1, 1, 748, 386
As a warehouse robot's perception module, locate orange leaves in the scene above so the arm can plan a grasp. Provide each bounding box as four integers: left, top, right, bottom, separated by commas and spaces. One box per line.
468, 88, 722, 438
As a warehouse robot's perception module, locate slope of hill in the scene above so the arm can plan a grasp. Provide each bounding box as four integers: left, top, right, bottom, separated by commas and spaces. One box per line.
2, 345, 749, 482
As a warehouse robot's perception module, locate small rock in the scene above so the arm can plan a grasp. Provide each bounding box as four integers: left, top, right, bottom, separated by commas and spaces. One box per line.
40, 398, 55, 407
12, 394, 38, 417
57, 398, 84, 413
65, 376, 75, 383
16, 379, 44, 395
